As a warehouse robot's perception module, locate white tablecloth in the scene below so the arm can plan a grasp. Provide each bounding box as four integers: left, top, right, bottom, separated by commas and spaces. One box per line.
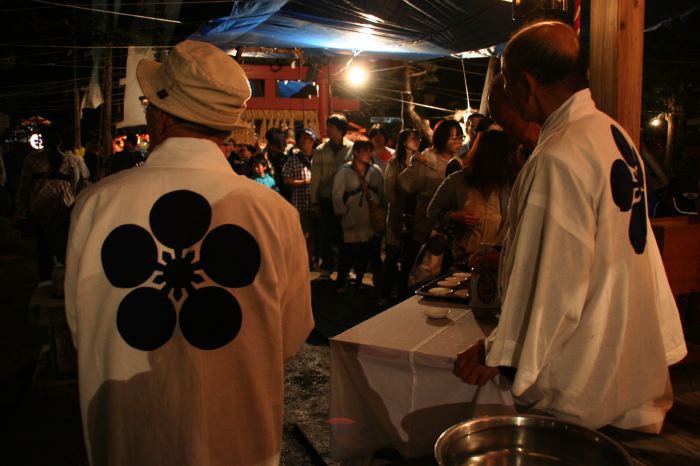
329, 296, 515, 462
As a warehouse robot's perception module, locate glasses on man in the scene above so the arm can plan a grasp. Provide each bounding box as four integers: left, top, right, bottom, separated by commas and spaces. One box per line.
139, 95, 149, 114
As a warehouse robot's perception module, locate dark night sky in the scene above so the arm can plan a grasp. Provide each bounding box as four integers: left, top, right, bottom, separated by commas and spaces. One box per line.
0, 1, 233, 123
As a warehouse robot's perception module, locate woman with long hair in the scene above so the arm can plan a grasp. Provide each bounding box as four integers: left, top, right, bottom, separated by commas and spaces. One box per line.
397, 119, 463, 293
379, 128, 421, 305
427, 127, 516, 269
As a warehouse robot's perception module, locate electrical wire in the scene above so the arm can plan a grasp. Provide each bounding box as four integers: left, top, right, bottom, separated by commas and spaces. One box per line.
336, 81, 454, 112
31, 0, 182, 24
460, 58, 471, 112
0, 43, 173, 49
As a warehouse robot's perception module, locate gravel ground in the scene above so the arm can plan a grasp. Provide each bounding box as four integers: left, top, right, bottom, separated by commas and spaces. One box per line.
282, 341, 337, 466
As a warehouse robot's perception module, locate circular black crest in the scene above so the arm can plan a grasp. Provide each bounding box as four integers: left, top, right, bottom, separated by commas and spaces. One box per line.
179, 287, 242, 350
200, 224, 261, 287
117, 287, 176, 351
149, 190, 211, 249
102, 224, 158, 288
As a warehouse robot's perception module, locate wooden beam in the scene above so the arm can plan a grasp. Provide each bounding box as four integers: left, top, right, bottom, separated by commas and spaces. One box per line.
100, 44, 113, 180
479, 57, 499, 116
589, 0, 645, 147
318, 64, 330, 138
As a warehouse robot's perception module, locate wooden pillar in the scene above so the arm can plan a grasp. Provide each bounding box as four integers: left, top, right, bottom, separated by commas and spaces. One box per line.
479, 57, 500, 116
589, 0, 645, 147
73, 49, 81, 151
100, 44, 113, 177
263, 78, 277, 102
318, 64, 330, 138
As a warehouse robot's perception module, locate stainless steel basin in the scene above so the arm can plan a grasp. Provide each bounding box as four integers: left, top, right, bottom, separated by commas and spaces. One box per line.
435, 414, 633, 466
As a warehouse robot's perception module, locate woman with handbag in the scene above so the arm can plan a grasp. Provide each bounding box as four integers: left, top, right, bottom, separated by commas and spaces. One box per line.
398, 119, 464, 292
426, 128, 516, 271
331, 140, 385, 294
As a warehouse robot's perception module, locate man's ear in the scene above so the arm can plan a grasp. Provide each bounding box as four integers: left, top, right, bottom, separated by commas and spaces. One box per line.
521, 71, 537, 101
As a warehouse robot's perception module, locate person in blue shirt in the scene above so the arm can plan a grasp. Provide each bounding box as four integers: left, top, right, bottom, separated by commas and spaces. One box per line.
249, 154, 279, 191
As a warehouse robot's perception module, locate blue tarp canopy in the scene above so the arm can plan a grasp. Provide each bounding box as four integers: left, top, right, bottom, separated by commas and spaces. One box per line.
190, 0, 700, 60
191, 0, 519, 60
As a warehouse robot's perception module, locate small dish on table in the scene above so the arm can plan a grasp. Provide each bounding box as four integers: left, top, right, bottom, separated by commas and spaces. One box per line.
422, 307, 450, 319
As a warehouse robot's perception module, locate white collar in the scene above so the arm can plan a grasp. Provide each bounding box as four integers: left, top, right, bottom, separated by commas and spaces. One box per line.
144, 137, 231, 173
539, 88, 597, 141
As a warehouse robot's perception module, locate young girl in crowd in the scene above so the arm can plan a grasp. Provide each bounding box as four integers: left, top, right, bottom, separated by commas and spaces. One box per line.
249, 154, 279, 192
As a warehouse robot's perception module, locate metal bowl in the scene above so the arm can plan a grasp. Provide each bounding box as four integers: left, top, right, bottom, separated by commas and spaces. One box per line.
435, 414, 633, 466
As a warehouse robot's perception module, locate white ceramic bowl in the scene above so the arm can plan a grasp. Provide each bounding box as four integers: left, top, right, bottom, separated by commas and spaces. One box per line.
423, 307, 450, 319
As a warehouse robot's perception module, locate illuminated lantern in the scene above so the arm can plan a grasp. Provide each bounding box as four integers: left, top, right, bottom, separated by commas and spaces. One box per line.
29, 133, 43, 150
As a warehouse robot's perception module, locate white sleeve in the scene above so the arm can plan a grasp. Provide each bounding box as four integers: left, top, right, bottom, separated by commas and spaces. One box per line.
485, 154, 596, 394
279, 208, 314, 360
64, 194, 91, 349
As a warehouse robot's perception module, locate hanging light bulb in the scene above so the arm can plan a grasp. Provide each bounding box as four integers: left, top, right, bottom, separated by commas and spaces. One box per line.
348, 65, 368, 86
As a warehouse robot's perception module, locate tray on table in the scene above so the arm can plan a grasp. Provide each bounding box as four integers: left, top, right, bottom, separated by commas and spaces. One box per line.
414, 272, 472, 302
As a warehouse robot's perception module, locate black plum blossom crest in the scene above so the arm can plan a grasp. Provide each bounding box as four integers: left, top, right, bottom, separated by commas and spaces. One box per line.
101, 190, 261, 351
609, 125, 647, 254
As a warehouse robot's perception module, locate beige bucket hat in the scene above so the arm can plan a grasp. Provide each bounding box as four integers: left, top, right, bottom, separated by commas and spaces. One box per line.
137, 40, 251, 131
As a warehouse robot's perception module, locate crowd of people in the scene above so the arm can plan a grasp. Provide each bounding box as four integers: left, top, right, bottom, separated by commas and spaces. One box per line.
4, 18, 688, 466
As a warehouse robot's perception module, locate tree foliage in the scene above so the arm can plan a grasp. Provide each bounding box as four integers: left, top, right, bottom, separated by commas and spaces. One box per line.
643, 12, 700, 116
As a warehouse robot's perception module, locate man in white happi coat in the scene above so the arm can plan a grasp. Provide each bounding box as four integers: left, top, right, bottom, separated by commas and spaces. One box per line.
453, 21, 686, 433
65, 40, 313, 465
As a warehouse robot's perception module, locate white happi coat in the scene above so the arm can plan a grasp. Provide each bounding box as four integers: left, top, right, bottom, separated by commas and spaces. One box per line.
485, 90, 687, 432
65, 137, 314, 466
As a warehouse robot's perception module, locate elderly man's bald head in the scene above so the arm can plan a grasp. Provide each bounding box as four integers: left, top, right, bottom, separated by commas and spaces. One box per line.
502, 21, 588, 90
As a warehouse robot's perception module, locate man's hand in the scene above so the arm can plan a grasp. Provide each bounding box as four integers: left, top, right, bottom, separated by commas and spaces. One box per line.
453, 339, 499, 386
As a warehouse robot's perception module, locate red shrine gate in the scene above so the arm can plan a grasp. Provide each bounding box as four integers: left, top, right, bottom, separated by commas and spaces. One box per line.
232, 64, 360, 144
